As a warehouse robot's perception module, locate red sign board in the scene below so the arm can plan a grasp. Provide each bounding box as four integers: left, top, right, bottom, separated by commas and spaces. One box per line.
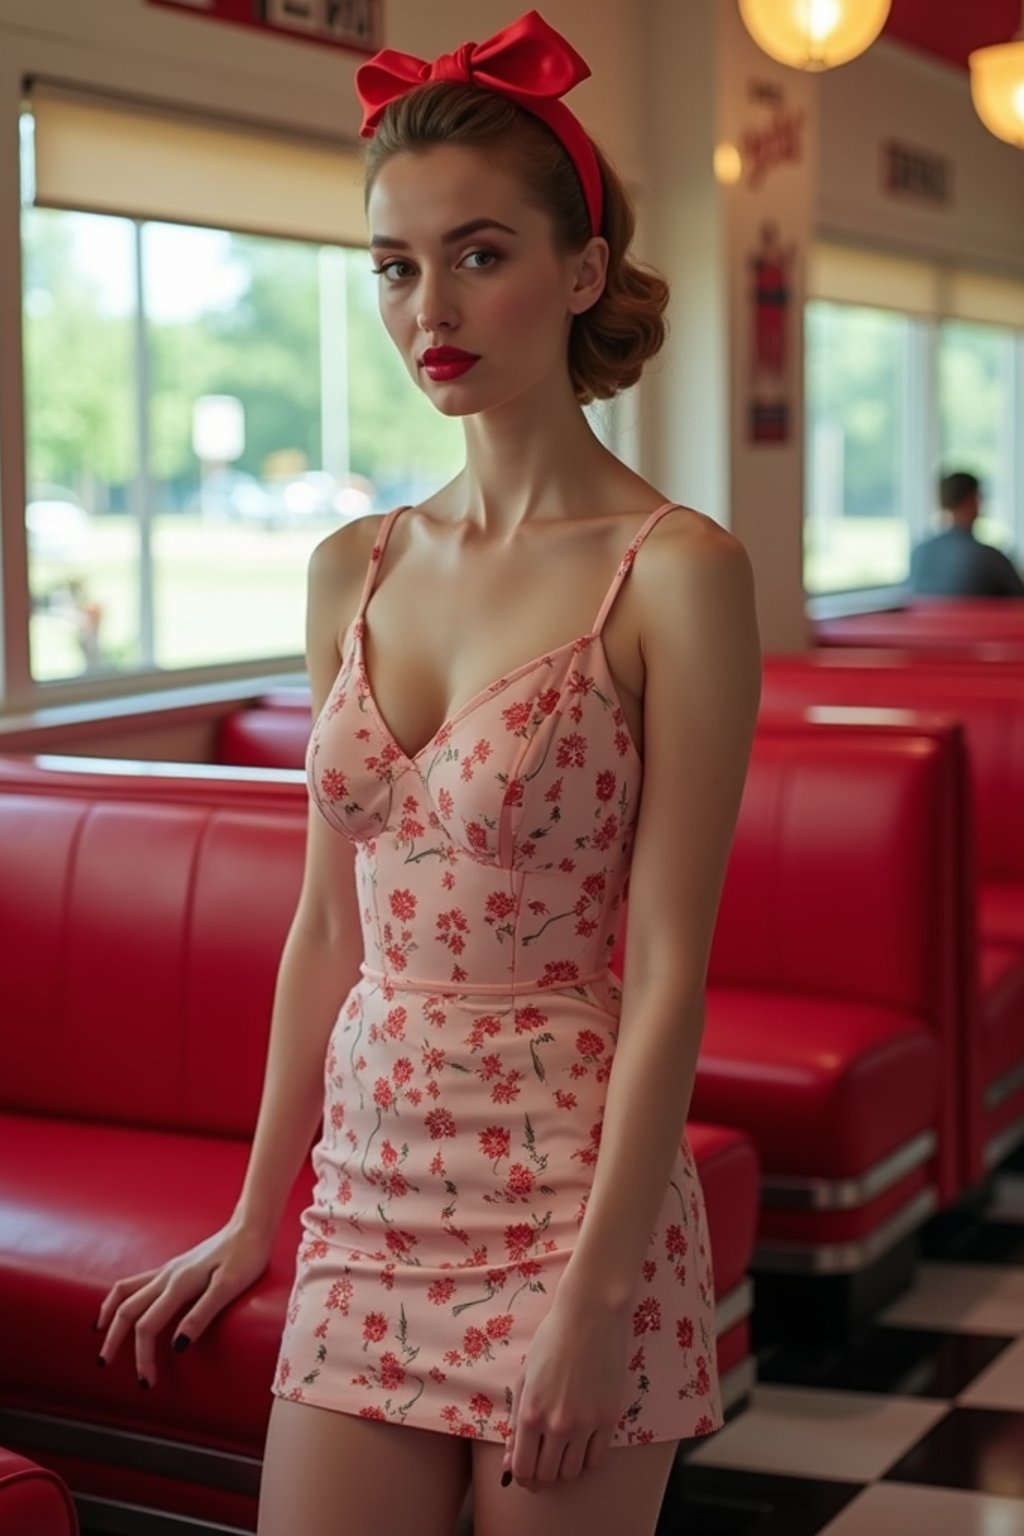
148, 0, 383, 55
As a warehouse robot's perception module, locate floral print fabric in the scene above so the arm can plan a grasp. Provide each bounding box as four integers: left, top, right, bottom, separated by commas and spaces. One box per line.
270, 501, 724, 1445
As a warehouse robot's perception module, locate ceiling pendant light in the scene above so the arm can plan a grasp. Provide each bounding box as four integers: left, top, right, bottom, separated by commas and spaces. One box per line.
969, 2, 1024, 149
738, 0, 892, 72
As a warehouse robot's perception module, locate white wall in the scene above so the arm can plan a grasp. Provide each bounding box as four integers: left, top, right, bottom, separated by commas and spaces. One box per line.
816, 36, 1024, 277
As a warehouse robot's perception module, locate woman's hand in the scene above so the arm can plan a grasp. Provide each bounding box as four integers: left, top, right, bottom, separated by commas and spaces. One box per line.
94, 1220, 275, 1389
502, 1297, 631, 1491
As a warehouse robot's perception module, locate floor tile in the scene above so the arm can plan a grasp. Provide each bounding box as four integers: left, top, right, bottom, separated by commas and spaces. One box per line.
686, 1384, 947, 1483
881, 1262, 1024, 1335
958, 1338, 1024, 1411
657, 1464, 863, 1536
882, 1406, 1024, 1497
816, 1480, 1024, 1535
757, 1325, 1014, 1399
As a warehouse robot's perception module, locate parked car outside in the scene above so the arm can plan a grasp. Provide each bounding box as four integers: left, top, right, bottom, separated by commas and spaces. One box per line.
26, 483, 91, 567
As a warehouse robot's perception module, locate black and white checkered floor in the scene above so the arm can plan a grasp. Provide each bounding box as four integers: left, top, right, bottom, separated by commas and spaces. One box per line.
657, 1146, 1024, 1534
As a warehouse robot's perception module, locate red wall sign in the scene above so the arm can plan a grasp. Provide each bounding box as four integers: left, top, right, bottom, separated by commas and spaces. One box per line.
148, 0, 383, 56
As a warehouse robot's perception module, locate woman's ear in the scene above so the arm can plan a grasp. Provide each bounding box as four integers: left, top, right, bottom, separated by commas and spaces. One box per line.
568, 236, 609, 316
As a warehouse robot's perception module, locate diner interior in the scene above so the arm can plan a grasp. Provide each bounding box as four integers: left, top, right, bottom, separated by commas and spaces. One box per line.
2, 2, 1024, 1533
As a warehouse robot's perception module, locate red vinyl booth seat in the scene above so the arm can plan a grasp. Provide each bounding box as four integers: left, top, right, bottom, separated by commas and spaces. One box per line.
0, 754, 760, 1534
613, 715, 968, 1278
0, 1448, 78, 1536
762, 654, 1024, 1184
814, 599, 1024, 659
217, 691, 312, 769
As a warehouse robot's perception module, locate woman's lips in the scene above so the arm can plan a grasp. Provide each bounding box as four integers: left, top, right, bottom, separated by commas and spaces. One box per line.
422, 356, 480, 381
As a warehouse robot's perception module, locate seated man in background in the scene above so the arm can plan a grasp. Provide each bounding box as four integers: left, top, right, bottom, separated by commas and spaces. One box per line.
909, 470, 1024, 597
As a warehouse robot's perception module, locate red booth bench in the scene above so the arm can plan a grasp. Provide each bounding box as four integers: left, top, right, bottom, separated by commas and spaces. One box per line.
609, 714, 969, 1334
0, 754, 759, 1536
762, 654, 1024, 1187
814, 598, 1024, 660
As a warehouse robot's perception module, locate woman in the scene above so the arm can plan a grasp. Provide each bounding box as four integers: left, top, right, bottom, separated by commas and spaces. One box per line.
95, 12, 761, 1534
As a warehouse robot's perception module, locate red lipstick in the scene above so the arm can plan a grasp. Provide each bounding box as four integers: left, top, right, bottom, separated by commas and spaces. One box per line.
420, 346, 480, 381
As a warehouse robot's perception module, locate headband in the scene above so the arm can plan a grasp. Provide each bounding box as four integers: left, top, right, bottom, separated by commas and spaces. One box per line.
354, 9, 604, 237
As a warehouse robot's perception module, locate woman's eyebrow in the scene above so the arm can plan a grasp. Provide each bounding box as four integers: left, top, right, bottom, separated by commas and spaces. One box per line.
368, 218, 519, 251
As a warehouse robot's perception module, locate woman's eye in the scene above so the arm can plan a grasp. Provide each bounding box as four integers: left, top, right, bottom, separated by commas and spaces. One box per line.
369, 250, 501, 281
370, 259, 411, 281
462, 249, 500, 269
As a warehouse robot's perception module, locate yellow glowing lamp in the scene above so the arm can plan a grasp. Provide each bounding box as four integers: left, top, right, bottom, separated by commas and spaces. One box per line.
969, 30, 1024, 149
738, 0, 892, 71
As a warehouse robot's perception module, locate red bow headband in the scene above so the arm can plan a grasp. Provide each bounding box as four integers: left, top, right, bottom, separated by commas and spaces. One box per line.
355, 10, 604, 237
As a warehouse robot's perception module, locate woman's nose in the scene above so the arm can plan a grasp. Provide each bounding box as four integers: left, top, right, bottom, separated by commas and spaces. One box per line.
416, 274, 458, 333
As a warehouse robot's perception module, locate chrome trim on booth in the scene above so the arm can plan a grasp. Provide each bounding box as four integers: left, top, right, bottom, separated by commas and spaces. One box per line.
0, 1406, 261, 1495
759, 1130, 937, 1210
715, 1276, 754, 1336
985, 1057, 1024, 1111
985, 1109, 1024, 1170
71, 1493, 248, 1536
752, 1186, 938, 1274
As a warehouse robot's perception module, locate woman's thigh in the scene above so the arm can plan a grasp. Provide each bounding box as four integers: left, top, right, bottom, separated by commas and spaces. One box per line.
469, 1436, 680, 1536
258, 1396, 472, 1536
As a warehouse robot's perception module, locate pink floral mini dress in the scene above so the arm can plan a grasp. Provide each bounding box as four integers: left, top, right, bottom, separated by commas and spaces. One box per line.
270, 500, 724, 1446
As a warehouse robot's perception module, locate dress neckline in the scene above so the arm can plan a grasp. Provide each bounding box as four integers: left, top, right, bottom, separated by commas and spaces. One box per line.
353, 625, 640, 769
347, 499, 681, 767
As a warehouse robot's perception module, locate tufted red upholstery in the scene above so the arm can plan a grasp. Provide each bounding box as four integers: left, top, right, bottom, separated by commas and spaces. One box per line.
0, 753, 759, 1533
762, 654, 1024, 1184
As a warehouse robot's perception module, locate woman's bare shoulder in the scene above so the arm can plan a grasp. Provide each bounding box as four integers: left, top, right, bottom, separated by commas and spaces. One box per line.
311, 510, 389, 579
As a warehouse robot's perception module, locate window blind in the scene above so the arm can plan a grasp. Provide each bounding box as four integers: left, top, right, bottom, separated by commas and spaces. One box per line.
809, 239, 1024, 331
28, 82, 368, 247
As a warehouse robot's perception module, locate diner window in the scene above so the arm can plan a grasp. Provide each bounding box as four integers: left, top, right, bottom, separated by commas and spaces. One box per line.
19, 86, 464, 686
937, 321, 1016, 554
804, 242, 1024, 598
804, 301, 915, 594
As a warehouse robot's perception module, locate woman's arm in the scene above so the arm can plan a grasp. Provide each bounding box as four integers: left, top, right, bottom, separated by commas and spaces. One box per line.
556, 512, 762, 1314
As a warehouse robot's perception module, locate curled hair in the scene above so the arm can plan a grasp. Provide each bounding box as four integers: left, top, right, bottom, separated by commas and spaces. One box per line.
362, 82, 669, 404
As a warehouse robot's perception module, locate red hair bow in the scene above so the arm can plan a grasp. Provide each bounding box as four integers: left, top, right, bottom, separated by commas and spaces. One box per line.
354, 9, 603, 235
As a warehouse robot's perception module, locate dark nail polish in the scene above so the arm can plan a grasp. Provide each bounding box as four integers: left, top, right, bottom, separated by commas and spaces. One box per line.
500, 1470, 512, 1488
97, 1355, 106, 1368
172, 1334, 190, 1353
138, 1376, 150, 1390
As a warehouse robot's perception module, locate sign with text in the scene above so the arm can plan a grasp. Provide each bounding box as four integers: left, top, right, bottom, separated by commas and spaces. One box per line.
882, 140, 951, 206
148, 0, 382, 55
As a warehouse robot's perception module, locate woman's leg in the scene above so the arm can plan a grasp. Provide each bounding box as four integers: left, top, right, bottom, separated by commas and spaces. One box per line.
258, 1396, 472, 1536
469, 1436, 680, 1536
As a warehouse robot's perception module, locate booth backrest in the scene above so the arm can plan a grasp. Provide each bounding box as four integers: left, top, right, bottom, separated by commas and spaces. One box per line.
0, 757, 307, 1138
814, 600, 1024, 656
761, 657, 1024, 880
707, 717, 969, 1030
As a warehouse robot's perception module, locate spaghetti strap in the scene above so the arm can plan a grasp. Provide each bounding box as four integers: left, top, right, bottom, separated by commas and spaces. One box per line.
591, 500, 682, 635
354, 505, 411, 621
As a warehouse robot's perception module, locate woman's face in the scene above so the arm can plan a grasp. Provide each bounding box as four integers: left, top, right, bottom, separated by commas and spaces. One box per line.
366, 143, 604, 415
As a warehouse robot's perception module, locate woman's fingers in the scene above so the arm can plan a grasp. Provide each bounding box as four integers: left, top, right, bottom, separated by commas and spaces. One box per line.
129, 1266, 216, 1387
95, 1269, 160, 1337
93, 1224, 274, 1390
555, 1432, 590, 1483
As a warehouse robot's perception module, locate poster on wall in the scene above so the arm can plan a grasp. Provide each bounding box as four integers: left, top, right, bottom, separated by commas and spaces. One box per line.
738, 80, 804, 446
147, 0, 383, 55
747, 220, 797, 444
